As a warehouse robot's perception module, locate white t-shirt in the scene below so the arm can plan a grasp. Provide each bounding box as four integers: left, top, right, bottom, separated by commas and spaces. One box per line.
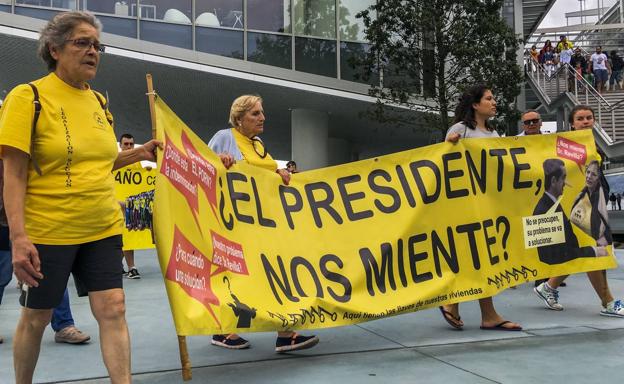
591, 53, 608, 70
559, 49, 572, 64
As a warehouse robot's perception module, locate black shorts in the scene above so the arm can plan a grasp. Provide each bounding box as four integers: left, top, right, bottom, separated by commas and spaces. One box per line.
20, 235, 124, 309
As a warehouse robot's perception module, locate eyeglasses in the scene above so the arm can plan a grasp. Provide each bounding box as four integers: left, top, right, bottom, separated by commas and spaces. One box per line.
522, 118, 541, 125
251, 137, 267, 159
66, 38, 105, 53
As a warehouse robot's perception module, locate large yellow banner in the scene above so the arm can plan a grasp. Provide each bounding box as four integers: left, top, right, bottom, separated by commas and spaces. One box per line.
153, 97, 616, 335
114, 165, 156, 251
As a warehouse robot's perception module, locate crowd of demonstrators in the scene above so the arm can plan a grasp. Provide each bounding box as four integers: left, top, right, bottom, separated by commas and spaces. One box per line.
207, 95, 320, 352
0, 11, 161, 383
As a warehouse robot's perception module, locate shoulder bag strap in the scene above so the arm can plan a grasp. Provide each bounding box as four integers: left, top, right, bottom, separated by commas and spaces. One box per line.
27, 83, 43, 176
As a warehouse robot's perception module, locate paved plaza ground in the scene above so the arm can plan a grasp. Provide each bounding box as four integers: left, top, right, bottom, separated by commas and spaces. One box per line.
1, 249, 623, 383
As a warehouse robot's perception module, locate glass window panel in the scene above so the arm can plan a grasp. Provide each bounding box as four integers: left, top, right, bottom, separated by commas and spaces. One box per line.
295, 37, 336, 77
293, 0, 335, 38
339, 0, 374, 42
98, 14, 137, 38
340, 42, 377, 84
247, 0, 290, 33
133, 0, 191, 23
0, 4, 10, 13
16, 0, 77, 9
140, 20, 192, 49
15, 5, 59, 20
195, 0, 243, 29
247, 32, 291, 69
83, 0, 137, 17
196, 27, 243, 59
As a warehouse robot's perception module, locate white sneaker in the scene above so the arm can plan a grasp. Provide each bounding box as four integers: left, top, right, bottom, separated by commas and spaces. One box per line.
600, 300, 624, 318
534, 282, 564, 311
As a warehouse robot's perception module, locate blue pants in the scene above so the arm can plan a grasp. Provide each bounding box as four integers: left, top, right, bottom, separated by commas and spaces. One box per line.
0, 250, 12, 305
51, 289, 75, 332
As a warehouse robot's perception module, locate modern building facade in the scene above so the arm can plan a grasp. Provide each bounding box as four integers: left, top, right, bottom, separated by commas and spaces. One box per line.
0, 0, 554, 168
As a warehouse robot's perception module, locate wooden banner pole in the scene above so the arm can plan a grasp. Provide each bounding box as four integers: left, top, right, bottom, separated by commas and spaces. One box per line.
146, 74, 157, 140
145, 73, 192, 381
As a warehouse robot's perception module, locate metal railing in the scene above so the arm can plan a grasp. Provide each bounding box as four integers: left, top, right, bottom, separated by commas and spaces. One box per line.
524, 55, 623, 143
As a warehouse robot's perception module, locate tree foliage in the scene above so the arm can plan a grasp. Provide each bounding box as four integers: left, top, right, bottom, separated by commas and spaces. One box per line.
356, 0, 523, 138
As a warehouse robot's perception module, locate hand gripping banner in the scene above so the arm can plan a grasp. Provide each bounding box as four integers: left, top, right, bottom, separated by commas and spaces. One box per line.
153, 97, 616, 336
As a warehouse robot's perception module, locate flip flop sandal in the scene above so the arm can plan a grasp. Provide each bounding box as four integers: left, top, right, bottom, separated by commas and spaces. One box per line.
439, 306, 463, 330
480, 320, 523, 331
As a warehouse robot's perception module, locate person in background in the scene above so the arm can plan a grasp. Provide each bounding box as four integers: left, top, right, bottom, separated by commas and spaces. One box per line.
119, 133, 142, 279
608, 50, 623, 91
286, 160, 298, 174
518, 109, 542, 136
590, 46, 611, 93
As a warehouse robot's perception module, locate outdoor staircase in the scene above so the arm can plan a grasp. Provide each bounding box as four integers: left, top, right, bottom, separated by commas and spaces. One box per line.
525, 59, 624, 160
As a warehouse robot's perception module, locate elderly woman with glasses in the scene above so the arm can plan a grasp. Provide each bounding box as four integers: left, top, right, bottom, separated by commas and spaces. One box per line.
0, 11, 160, 382
207, 94, 319, 352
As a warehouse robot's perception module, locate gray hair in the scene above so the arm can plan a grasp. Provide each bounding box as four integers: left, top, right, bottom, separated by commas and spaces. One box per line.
521, 109, 541, 119
38, 11, 102, 71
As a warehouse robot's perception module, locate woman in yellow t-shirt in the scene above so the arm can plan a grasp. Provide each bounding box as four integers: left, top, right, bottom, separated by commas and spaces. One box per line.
207, 95, 319, 352
0, 12, 160, 382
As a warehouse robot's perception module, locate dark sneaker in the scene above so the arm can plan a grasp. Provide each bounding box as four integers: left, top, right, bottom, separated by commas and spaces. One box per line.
126, 268, 141, 279
54, 326, 90, 344
211, 334, 250, 349
0, 336, 3, 344
275, 333, 319, 353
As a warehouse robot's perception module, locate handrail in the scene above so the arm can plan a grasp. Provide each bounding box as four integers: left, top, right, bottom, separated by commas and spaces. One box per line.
525, 55, 623, 143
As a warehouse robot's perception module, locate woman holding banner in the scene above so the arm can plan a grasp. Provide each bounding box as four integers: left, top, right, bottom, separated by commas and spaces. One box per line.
207, 94, 320, 352
0, 11, 161, 382
534, 105, 624, 317
442, 84, 523, 331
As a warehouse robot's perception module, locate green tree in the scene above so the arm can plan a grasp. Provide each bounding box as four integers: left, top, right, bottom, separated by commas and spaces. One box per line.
356, 0, 523, 138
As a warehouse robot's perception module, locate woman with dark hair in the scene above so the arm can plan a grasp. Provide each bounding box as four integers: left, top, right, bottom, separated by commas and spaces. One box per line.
441, 85, 522, 331
534, 105, 623, 318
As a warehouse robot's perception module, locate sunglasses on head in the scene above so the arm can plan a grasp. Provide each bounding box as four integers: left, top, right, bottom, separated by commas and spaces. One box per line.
522, 118, 540, 125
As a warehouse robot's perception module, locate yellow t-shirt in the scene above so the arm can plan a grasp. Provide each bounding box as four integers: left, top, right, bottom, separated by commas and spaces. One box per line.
231, 128, 277, 172
0, 73, 123, 245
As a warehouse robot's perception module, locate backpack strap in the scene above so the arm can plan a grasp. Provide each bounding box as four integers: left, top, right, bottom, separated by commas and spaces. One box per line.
27, 83, 43, 176
91, 91, 113, 126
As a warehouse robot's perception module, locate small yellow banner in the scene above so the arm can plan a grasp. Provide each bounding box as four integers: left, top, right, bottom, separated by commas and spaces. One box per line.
153, 97, 616, 336
113, 165, 156, 251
